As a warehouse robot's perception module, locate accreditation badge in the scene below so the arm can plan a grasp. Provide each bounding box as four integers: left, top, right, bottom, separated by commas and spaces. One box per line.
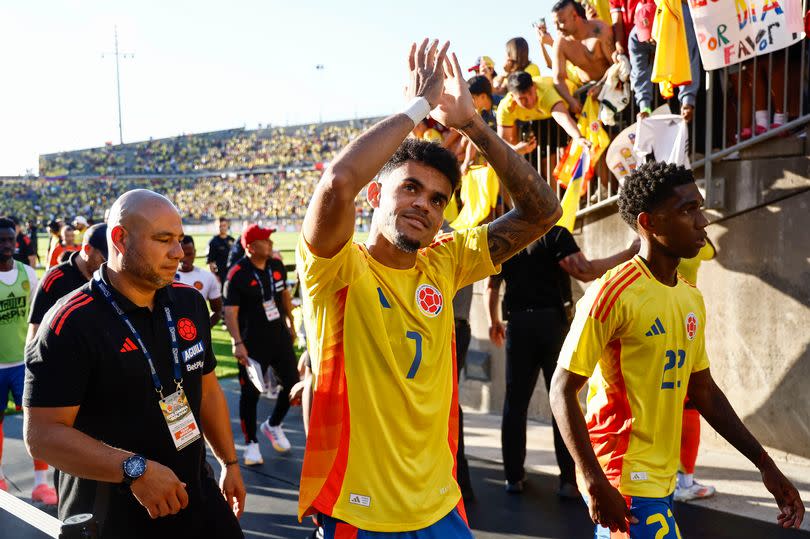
263, 298, 281, 322
159, 388, 201, 451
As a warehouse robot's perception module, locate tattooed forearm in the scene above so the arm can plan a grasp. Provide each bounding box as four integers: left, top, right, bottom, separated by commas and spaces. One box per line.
459, 115, 562, 265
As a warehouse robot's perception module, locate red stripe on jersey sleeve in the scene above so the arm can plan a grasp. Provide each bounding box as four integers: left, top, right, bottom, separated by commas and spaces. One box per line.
49, 292, 89, 330
426, 233, 455, 250
225, 263, 242, 282
632, 258, 652, 279
54, 296, 94, 335
298, 286, 350, 520
592, 268, 639, 320
599, 272, 642, 323
42, 269, 64, 292
589, 264, 635, 319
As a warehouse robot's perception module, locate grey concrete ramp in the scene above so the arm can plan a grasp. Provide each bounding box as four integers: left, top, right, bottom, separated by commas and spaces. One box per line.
2, 377, 809, 538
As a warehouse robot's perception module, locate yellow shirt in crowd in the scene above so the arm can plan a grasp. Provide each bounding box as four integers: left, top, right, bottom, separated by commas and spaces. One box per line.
558, 256, 710, 498
296, 226, 499, 531
496, 76, 568, 127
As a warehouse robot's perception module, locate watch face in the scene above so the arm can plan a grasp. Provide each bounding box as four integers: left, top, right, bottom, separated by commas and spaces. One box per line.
124, 456, 146, 478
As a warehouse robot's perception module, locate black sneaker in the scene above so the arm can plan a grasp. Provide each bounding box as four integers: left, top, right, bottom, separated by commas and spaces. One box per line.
557, 481, 580, 500
505, 479, 524, 494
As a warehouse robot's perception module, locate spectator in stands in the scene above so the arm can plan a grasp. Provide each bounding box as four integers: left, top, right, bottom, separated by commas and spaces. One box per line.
45, 220, 62, 262
176, 236, 223, 327
493, 37, 542, 96
47, 224, 79, 269
488, 228, 638, 496
24, 190, 245, 537
207, 216, 235, 286
10, 216, 37, 267
223, 225, 299, 465
497, 71, 584, 152
628, 0, 701, 122
551, 0, 616, 116
0, 217, 57, 506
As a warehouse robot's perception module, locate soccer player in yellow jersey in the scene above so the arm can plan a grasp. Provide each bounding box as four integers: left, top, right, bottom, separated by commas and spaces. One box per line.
296, 39, 562, 537
549, 162, 805, 537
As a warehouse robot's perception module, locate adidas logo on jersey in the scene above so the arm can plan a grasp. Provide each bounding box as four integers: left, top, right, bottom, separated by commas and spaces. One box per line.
120, 338, 138, 353
645, 318, 666, 337
348, 493, 371, 507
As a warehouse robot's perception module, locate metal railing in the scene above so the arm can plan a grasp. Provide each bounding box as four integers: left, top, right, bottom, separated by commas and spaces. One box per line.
532, 36, 810, 218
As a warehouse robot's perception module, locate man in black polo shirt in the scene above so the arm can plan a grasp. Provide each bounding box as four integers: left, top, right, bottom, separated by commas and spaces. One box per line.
207, 216, 235, 286
223, 224, 298, 465
487, 225, 638, 497
24, 189, 245, 538
28, 223, 108, 336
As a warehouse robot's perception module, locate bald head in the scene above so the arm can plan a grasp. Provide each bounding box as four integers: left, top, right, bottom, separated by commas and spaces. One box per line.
108, 189, 180, 236
107, 189, 184, 290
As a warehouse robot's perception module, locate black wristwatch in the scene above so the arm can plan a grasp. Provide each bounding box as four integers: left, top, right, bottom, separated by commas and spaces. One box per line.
122, 454, 147, 487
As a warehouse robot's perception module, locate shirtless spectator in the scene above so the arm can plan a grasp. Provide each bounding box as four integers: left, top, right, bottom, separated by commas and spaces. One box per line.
551, 0, 615, 115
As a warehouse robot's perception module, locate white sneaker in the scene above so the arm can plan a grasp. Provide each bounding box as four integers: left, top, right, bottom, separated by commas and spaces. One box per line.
674, 480, 716, 502
261, 419, 291, 453
243, 441, 264, 466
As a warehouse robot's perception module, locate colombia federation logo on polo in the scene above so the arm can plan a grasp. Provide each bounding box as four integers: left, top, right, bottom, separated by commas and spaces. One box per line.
415, 283, 443, 318
182, 339, 205, 370
177, 317, 197, 341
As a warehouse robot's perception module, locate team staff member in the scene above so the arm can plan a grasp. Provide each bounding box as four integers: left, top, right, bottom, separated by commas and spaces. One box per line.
550, 163, 804, 536
176, 236, 223, 327
488, 225, 638, 497
28, 223, 108, 336
207, 216, 235, 286
297, 40, 562, 536
23, 190, 245, 539
224, 224, 298, 464
0, 217, 56, 505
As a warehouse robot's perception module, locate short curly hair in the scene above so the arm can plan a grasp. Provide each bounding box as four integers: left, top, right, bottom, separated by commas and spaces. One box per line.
618, 162, 696, 230
379, 138, 460, 192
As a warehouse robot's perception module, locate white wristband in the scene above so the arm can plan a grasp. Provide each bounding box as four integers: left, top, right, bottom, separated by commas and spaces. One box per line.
402, 97, 431, 126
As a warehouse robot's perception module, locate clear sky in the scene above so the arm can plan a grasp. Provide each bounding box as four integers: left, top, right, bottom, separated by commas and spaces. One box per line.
0, 0, 556, 175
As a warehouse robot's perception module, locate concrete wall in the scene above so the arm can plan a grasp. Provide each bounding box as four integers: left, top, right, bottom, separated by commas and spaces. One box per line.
461, 154, 810, 459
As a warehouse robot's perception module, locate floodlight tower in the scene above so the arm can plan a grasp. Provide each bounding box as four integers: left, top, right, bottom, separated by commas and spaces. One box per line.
102, 26, 134, 145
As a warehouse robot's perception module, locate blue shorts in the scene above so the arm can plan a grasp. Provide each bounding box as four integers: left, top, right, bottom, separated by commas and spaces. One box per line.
323, 508, 472, 539
0, 364, 25, 411
592, 493, 681, 539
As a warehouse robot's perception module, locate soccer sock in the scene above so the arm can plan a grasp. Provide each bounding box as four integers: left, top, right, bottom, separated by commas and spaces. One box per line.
680, 408, 701, 477
755, 110, 768, 128
773, 112, 787, 125
33, 468, 48, 486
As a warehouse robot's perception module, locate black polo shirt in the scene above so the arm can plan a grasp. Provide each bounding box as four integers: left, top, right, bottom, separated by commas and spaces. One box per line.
223, 256, 287, 349
29, 251, 88, 325
14, 232, 35, 263
494, 225, 580, 318
206, 234, 234, 278
23, 266, 219, 537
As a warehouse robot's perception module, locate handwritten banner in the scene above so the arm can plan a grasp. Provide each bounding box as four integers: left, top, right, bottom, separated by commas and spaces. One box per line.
689, 0, 805, 70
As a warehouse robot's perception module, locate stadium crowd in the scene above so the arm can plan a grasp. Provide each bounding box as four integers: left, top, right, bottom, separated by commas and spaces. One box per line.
39, 121, 373, 177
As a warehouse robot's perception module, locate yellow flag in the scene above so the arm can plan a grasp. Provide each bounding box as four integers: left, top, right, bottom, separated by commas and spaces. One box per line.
556, 140, 590, 232
449, 165, 500, 230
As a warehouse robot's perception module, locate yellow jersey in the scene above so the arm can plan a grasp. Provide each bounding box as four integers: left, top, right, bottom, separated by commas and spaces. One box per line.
524, 62, 541, 77
558, 256, 710, 498
296, 226, 498, 531
448, 165, 500, 230
496, 76, 567, 127
676, 242, 715, 286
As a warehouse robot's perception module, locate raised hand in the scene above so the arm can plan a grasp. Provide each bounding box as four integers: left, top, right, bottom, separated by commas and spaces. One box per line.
429, 52, 476, 130
406, 39, 450, 109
